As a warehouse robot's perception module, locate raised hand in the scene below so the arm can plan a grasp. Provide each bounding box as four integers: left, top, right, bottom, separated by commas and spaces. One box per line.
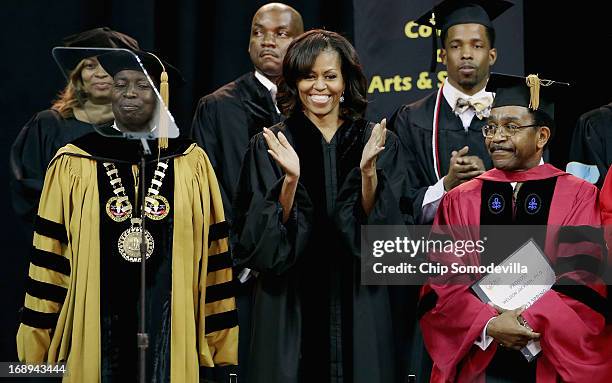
263, 127, 300, 179
360, 118, 387, 176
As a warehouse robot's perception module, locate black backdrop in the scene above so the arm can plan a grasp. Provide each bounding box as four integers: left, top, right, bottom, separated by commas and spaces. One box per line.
1, 0, 610, 365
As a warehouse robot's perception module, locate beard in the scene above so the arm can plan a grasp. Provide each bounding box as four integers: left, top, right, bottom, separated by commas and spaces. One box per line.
457, 76, 480, 90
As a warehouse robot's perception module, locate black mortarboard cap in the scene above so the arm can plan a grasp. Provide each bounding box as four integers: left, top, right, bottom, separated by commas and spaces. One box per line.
486, 72, 570, 119
62, 27, 140, 50
59, 27, 140, 70
98, 49, 184, 148
415, 0, 514, 72
416, 0, 513, 32
97, 49, 184, 89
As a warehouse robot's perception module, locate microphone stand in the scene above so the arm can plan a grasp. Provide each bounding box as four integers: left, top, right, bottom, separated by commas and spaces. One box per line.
137, 138, 151, 383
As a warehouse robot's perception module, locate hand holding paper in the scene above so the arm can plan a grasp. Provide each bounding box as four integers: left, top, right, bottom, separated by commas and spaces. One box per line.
487, 306, 540, 350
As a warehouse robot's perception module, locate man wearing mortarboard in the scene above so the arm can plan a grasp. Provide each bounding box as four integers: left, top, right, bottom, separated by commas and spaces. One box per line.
16, 49, 238, 382
388, 0, 513, 224
418, 73, 612, 382
388, 2, 512, 381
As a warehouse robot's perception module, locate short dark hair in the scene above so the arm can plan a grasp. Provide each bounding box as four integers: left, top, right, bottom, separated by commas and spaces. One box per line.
441, 25, 496, 49
530, 109, 555, 149
277, 29, 368, 120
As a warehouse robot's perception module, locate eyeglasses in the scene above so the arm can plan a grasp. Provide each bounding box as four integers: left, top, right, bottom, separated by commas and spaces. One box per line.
481, 123, 540, 138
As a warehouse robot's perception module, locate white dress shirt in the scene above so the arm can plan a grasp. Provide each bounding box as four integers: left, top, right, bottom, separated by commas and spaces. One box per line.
254, 70, 281, 114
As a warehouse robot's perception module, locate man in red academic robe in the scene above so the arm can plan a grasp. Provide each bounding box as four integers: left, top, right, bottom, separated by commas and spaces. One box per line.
419, 73, 612, 382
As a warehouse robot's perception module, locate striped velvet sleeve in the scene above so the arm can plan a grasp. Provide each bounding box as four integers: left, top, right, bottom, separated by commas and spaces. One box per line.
552, 225, 609, 319
204, 221, 239, 359
199, 155, 238, 367
17, 159, 72, 363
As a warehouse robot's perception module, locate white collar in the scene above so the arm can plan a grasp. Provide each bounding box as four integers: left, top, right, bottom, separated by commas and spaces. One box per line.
254, 70, 277, 92
111, 122, 157, 134
442, 78, 494, 110
254, 70, 281, 114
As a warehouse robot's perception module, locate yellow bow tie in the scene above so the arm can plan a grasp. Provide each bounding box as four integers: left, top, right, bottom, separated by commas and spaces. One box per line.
454, 96, 493, 119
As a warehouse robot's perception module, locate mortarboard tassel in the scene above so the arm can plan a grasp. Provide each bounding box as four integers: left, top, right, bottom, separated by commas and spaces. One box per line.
429, 12, 438, 73
525, 74, 567, 111
525, 74, 541, 111
147, 52, 169, 150
159, 70, 169, 150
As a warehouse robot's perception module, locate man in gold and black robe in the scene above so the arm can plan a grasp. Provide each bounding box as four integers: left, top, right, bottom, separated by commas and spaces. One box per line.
17, 49, 238, 382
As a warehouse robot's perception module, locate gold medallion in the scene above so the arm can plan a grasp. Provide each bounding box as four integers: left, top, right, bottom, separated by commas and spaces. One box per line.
106, 196, 131, 222
145, 195, 170, 221
117, 220, 154, 262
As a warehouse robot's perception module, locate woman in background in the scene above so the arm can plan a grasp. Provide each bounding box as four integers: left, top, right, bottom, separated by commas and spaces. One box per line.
10, 27, 139, 222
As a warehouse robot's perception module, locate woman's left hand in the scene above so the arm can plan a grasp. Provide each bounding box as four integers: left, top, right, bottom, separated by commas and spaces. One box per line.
360, 118, 387, 176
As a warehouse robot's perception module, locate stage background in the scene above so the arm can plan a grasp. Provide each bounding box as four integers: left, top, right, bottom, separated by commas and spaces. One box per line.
1, 0, 610, 369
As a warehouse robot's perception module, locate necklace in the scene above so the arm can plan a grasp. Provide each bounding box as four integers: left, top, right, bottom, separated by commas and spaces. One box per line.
117, 218, 155, 262
102, 160, 170, 262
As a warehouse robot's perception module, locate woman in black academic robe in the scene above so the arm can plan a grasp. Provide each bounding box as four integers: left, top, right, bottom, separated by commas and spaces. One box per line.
232, 29, 407, 383
9, 27, 139, 223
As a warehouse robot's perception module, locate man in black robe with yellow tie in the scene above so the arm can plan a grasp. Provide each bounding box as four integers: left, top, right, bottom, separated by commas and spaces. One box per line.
387, 1, 513, 381
389, 0, 513, 224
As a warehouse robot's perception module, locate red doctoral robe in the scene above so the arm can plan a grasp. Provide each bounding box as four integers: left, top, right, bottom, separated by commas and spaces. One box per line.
420, 164, 612, 382
599, 168, 612, 226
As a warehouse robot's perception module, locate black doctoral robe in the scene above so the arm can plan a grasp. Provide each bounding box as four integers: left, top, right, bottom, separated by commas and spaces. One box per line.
388, 91, 492, 223
190, 72, 282, 219
569, 102, 612, 187
191, 72, 282, 382
232, 113, 406, 383
10, 109, 95, 223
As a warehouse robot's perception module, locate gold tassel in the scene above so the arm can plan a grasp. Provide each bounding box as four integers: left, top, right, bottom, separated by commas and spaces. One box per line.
525, 74, 541, 110
525, 74, 562, 111
159, 70, 169, 150
146, 52, 169, 151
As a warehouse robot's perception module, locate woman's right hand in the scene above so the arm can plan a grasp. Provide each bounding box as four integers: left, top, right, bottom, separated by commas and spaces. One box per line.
263, 127, 300, 179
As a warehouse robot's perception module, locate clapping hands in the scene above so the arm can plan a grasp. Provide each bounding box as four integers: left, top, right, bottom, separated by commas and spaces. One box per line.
360, 118, 387, 176
263, 127, 300, 179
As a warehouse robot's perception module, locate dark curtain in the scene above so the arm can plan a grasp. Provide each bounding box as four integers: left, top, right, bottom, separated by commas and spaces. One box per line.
523, 2, 611, 170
